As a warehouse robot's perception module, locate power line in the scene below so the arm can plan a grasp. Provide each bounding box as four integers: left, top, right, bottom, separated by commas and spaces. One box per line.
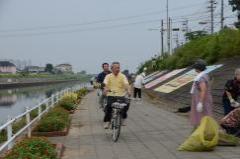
0, 2, 208, 33
0, 19, 162, 38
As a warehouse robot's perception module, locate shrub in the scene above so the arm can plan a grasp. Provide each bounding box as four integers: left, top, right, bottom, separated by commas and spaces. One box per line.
75, 88, 88, 100
30, 104, 47, 120
35, 107, 70, 132
58, 93, 78, 111
4, 137, 57, 159
139, 28, 240, 73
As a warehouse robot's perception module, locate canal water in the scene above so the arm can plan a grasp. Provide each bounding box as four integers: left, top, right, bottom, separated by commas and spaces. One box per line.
0, 82, 84, 124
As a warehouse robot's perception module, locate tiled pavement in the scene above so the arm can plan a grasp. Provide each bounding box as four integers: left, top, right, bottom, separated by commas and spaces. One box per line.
49, 91, 240, 159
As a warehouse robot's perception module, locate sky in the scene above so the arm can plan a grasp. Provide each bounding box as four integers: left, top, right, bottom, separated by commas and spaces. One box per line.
0, 0, 236, 73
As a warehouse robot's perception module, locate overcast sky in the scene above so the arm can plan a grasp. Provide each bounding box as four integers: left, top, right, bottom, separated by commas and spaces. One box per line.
0, 0, 235, 73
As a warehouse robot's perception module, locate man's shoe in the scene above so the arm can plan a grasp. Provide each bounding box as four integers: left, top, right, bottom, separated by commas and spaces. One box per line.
104, 122, 110, 129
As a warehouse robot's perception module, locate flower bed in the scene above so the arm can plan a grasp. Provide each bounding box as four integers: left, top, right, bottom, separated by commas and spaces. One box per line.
58, 93, 78, 111
57, 88, 89, 112
3, 137, 59, 159
33, 107, 71, 137
75, 88, 88, 100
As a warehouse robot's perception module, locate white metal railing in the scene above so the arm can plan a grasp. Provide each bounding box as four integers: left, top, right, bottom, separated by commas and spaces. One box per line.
0, 83, 90, 153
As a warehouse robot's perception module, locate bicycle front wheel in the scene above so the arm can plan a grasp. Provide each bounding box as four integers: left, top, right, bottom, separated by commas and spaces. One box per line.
112, 114, 121, 142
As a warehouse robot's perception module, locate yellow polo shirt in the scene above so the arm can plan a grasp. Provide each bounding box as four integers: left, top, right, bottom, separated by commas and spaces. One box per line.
104, 72, 129, 97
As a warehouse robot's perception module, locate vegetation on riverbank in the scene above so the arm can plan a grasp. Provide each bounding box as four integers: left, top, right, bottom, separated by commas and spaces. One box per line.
34, 88, 89, 132
138, 29, 240, 73
35, 107, 70, 132
0, 104, 47, 143
0, 87, 90, 158
0, 73, 92, 82
4, 137, 57, 159
58, 93, 78, 111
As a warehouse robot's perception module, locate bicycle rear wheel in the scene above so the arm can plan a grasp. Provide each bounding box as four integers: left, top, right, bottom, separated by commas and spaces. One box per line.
102, 97, 107, 111
112, 114, 121, 142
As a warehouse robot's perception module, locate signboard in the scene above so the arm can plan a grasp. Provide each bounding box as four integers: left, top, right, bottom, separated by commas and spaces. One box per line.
154, 64, 223, 93
145, 68, 186, 89
143, 71, 167, 84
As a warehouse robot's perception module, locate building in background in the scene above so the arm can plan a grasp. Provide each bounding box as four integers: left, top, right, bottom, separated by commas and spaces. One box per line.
24, 66, 45, 73
55, 63, 73, 73
0, 61, 17, 74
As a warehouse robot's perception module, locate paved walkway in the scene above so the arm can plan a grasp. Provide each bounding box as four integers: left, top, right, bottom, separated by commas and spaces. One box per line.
49, 91, 240, 159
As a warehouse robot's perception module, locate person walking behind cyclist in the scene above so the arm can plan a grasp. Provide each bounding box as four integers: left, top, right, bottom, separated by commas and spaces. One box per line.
96, 63, 111, 105
133, 73, 145, 100
103, 62, 131, 129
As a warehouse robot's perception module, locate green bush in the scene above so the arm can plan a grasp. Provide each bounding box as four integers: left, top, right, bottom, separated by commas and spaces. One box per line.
4, 137, 57, 159
75, 88, 88, 100
35, 107, 70, 132
139, 29, 240, 73
59, 99, 76, 111
58, 93, 78, 111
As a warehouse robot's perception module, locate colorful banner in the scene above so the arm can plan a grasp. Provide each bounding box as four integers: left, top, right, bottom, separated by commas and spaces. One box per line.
154, 64, 223, 93
145, 68, 186, 89
143, 71, 167, 84
144, 71, 160, 80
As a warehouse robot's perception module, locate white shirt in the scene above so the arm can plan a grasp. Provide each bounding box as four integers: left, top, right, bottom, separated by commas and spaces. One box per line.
134, 74, 144, 89
190, 71, 206, 94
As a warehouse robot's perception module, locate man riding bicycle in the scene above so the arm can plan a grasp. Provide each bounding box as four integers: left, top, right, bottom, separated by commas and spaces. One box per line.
103, 62, 131, 129
96, 63, 111, 106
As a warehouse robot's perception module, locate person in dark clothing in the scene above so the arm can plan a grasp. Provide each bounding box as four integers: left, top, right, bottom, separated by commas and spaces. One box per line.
97, 63, 111, 106
97, 63, 111, 85
222, 68, 240, 115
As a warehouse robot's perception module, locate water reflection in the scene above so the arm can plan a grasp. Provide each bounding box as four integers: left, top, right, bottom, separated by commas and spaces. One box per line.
0, 94, 17, 106
0, 81, 82, 123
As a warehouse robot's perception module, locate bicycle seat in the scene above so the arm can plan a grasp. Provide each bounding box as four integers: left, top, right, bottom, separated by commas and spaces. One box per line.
112, 102, 127, 109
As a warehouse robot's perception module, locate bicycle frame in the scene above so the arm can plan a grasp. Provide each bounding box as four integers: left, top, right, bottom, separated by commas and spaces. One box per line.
110, 97, 129, 142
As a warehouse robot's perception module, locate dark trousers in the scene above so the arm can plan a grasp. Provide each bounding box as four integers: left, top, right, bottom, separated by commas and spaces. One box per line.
221, 125, 240, 137
104, 96, 129, 122
134, 87, 142, 98
223, 98, 235, 115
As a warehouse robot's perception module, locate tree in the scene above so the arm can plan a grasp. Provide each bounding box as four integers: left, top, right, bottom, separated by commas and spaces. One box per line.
79, 70, 87, 74
185, 31, 208, 41
45, 63, 54, 73
229, 0, 240, 28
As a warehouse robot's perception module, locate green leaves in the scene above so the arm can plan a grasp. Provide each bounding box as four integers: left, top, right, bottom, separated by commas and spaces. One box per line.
229, 0, 240, 11
36, 107, 69, 132
229, 0, 240, 28
4, 137, 57, 159
139, 29, 240, 73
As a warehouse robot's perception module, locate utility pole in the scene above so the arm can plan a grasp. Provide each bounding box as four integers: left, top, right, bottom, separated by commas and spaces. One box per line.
221, 0, 224, 29
209, 0, 216, 34
169, 18, 173, 55
173, 33, 179, 49
182, 19, 189, 43
166, 0, 170, 54
167, 17, 171, 55
161, 20, 164, 56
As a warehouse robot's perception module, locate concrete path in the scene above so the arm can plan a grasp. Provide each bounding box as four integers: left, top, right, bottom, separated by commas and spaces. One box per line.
49, 91, 240, 159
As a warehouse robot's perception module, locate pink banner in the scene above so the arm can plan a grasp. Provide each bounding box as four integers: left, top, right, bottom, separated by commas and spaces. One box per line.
143, 71, 167, 84
145, 68, 186, 89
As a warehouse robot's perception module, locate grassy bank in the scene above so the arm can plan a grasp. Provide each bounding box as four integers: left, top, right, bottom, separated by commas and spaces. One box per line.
0, 73, 91, 81
138, 29, 240, 73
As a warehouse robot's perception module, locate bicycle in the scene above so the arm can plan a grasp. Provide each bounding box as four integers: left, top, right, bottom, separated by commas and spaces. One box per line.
110, 96, 130, 142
